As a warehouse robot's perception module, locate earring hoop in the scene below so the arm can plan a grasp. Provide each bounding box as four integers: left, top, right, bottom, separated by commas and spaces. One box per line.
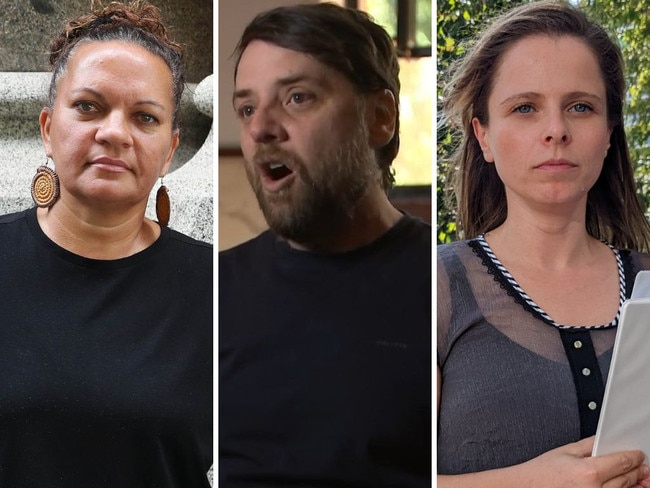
31, 159, 60, 208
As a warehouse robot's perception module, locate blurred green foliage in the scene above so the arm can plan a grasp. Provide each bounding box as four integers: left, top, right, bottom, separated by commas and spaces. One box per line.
364, 0, 432, 46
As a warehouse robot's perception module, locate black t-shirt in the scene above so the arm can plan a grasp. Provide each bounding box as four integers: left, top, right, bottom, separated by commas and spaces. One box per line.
219, 215, 432, 487
0, 208, 213, 487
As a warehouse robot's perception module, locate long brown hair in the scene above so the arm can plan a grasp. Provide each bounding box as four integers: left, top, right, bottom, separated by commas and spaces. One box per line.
442, 0, 650, 251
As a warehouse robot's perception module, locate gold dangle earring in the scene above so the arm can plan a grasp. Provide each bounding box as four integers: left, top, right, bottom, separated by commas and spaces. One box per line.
156, 177, 170, 227
31, 158, 60, 208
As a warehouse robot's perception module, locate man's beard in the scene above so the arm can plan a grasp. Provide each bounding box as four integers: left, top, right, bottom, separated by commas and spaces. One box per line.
245, 115, 379, 246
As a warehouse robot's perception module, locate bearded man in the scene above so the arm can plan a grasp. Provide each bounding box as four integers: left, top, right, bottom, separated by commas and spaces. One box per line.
219, 4, 431, 487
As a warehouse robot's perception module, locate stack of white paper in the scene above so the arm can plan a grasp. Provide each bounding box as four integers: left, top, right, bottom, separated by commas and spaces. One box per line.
593, 271, 650, 462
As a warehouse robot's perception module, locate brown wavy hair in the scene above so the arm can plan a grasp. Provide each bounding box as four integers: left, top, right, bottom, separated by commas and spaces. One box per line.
47, 0, 185, 130
442, 0, 650, 251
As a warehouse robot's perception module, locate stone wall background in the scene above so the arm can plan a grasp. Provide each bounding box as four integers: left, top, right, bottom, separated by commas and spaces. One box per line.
1, 0, 212, 83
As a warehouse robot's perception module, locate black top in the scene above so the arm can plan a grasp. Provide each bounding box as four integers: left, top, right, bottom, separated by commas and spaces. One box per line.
0, 208, 213, 487
219, 215, 432, 487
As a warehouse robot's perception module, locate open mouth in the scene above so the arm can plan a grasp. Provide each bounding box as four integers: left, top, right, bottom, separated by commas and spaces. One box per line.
265, 162, 294, 182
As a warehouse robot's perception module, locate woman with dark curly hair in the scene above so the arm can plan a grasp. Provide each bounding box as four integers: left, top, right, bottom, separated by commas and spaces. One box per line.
0, 2, 212, 485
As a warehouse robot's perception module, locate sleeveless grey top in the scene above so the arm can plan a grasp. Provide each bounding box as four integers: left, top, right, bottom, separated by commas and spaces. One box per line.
437, 238, 650, 475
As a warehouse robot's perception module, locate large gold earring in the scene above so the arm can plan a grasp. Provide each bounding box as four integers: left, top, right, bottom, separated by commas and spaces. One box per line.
31, 160, 60, 208
156, 178, 170, 227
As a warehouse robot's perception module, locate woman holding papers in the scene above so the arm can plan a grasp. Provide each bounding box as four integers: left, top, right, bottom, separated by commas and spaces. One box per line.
438, 1, 650, 487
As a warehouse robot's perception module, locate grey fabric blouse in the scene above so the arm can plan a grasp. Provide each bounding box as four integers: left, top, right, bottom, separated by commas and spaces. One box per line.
437, 238, 650, 475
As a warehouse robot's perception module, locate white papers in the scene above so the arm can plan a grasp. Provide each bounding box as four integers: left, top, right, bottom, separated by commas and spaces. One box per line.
630, 270, 650, 299
593, 272, 650, 462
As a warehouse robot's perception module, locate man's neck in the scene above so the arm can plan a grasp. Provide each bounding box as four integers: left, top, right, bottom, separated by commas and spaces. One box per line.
286, 188, 403, 254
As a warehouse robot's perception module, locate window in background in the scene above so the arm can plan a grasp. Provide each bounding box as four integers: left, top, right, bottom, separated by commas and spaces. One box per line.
328, 0, 433, 188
